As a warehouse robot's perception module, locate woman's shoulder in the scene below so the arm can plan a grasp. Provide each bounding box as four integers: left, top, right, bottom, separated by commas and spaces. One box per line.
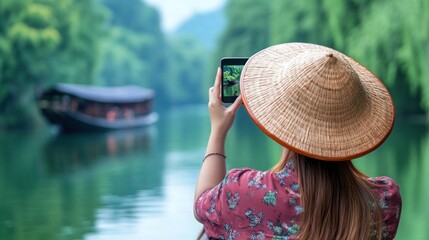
368, 176, 402, 239
223, 168, 270, 186
226, 163, 296, 181
368, 176, 402, 214
368, 176, 400, 193
368, 176, 399, 194
369, 175, 396, 184
223, 165, 298, 194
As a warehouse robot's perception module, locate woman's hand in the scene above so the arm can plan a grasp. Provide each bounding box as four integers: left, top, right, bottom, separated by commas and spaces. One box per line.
208, 68, 242, 136
194, 68, 242, 213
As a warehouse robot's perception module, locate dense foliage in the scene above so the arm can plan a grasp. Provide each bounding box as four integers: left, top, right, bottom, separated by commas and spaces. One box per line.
1, 0, 428, 128
0, 0, 208, 128
99, 0, 165, 88
0, 0, 105, 127
216, 0, 271, 58
218, 0, 429, 115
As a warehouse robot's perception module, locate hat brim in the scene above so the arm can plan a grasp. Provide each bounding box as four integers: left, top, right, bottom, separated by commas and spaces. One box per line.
240, 43, 395, 161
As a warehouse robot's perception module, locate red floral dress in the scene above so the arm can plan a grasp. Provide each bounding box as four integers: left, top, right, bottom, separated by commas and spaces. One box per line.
195, 160, 402, 240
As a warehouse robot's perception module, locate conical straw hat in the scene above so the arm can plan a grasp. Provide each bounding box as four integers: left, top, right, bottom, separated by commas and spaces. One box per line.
240, 43, 395, 161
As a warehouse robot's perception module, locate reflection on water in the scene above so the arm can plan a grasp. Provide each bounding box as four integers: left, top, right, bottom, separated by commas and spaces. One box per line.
0, 125, 165, 240
42, 127, 155, 175
0, 106, 429, 239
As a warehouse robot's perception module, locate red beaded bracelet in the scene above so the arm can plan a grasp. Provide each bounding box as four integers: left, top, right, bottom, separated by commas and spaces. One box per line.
203, 153, 226, 162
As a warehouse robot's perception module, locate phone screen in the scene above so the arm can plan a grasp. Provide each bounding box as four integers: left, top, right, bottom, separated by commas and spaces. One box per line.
221, 57, 248, 103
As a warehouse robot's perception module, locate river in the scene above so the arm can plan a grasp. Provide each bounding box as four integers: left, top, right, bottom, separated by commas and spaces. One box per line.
0, 105, 427, 239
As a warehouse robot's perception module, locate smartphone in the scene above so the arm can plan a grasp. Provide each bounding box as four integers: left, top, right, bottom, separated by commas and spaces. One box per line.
221, 57, 248, 103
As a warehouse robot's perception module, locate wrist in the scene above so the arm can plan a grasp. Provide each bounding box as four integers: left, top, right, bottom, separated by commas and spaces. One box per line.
203, 152, 226, 162
206, 130, 227, 155
209, 129, 227, 142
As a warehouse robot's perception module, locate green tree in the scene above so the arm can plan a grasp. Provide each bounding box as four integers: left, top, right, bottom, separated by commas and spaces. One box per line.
0, 0, 60, 127
343, 0, 429, 113
163, 36, 209, 105
217, 0, 429, 115
270, 0, 332, 46
0, 0, 105, 128
99, 0, 175, 105
97, 27, 151, 87
100, 0, 214, 106
217, 0, 271, 58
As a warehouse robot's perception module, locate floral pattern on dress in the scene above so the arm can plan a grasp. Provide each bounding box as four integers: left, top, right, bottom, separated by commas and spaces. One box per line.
227, 192, 240, 210
223, 223, 239, 240
263, 191, 277, 206
248, 171, 267, 190
245, 209, 265, 228
250, 231, 265, 240
195, 160, 402, 240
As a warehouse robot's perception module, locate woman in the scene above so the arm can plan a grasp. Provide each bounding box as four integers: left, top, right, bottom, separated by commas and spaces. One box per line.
194, 43, 402, 240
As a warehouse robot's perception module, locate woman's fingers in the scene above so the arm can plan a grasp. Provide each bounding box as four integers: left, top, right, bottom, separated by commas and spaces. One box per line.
211, 68, 222, 101
225, 95, 242, 117
209, 68, 222, 105
229, 95, 242, 113
213, 67, 222, 95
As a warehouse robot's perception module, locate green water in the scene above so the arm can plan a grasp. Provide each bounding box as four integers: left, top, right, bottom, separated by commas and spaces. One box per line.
0, 105, 428, 239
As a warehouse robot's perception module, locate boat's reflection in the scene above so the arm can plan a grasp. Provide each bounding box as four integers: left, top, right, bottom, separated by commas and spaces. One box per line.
36, 126, 166, 239
42, 126, 157, 175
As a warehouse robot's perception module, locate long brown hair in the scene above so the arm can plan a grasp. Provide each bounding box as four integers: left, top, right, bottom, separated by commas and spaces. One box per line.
273, 149, 383, 240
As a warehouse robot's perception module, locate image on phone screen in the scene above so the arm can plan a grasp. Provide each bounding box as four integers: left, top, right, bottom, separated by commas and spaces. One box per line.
221, 57, 248, 103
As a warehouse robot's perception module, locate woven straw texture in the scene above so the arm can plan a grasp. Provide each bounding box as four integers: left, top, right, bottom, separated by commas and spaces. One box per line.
240, 43, 395, 161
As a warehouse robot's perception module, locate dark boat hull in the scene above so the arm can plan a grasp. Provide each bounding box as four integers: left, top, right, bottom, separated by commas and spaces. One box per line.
42, 109, 158, 132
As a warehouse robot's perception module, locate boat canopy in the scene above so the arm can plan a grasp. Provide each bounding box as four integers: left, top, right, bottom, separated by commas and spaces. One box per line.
42, 83, 155, 104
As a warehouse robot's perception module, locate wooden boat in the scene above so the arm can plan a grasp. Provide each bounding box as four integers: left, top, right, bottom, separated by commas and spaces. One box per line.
38, 83, 158, 131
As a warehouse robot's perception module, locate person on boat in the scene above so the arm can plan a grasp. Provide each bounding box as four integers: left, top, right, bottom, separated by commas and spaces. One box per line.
124, 108, 135, 119
194, 43, 402, 240
106, 107, 119, 121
